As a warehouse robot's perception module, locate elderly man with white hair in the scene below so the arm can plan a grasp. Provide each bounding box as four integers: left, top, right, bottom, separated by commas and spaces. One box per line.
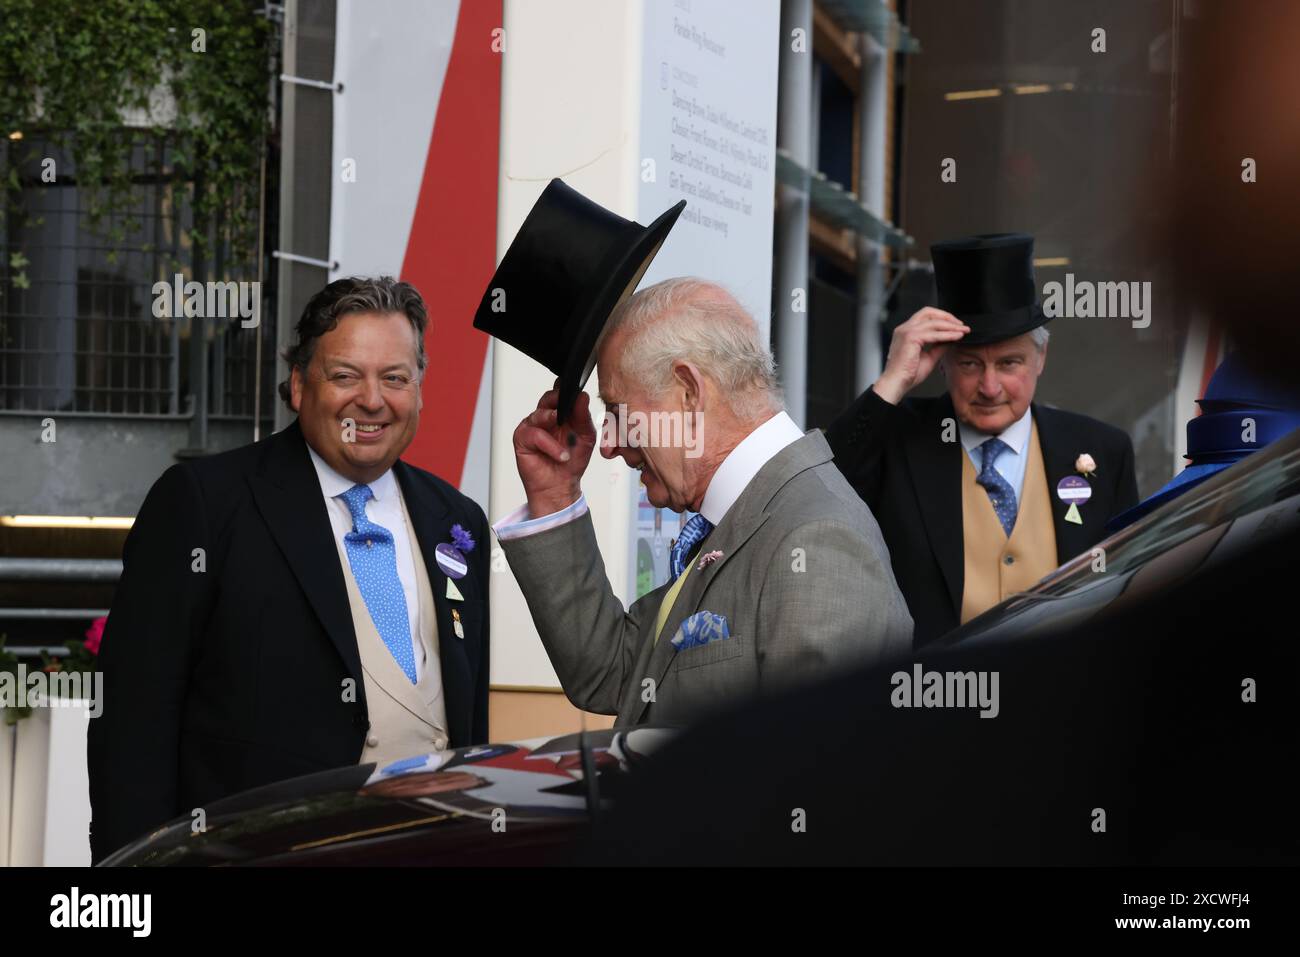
493, 277, 912, 727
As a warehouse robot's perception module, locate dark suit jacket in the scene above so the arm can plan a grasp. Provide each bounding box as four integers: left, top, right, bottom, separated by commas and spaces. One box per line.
825, 388, 1138, 645
87, 420, 490, 862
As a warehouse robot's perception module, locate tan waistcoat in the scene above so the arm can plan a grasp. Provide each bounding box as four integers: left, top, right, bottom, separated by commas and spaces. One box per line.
331, 488, 449, 769
960, 420, 1058, 624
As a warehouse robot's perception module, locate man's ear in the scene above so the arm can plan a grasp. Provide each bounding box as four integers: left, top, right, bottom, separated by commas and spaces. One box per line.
672, 360, 705, 411
289, 366, 303, 412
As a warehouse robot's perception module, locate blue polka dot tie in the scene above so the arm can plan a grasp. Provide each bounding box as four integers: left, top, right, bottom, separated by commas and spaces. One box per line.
976, 438, 1018, 536
669, 513, 715, 582
340, 484, 416, 683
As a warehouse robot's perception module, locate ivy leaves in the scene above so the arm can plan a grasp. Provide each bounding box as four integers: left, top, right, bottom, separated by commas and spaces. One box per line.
0, 0, 271, 266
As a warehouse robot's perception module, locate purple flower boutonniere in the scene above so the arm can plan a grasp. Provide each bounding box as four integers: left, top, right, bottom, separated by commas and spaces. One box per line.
436, 524, 476, 582
450, 523, 476, 554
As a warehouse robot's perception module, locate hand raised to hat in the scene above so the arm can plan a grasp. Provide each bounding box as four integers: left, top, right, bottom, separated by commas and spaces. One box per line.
872, 307, 971, 405
512, 386, 597, 518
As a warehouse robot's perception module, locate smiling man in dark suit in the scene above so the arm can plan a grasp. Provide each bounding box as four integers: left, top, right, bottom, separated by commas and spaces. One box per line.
88, 276, 489, 862
826, 234, 1138, 646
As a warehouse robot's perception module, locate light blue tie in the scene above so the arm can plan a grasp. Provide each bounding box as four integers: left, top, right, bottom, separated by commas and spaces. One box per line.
339, 484, 417, 683
669, 513, 715, 581
976, 438, 1018, 536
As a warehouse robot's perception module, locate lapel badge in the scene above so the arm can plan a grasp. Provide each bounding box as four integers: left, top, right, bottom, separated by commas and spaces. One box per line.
451, 606, 465, 639
1056, 476, 1092, 526
435, 523, 476, 580
446, 578, 465, 601
697, 549, 724, 571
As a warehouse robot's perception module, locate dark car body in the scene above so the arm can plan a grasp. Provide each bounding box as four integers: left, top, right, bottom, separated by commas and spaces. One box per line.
100, 727, 676, 865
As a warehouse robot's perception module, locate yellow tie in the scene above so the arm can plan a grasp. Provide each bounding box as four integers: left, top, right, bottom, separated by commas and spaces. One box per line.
653, 557, 696, 645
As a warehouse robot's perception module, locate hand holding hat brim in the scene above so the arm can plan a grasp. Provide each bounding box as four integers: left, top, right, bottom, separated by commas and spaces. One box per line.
512, 387, 597, 518
876, 308, 971, 403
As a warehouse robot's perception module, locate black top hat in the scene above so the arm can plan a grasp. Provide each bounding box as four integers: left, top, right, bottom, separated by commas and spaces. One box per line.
473, 178, 686, 424
930, 233, 1049, 345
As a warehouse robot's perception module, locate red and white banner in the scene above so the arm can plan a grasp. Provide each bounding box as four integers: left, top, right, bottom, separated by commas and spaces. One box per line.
329, 0, 502, 503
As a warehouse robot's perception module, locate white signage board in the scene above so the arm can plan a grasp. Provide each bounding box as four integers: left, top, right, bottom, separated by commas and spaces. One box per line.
636, 0, 780, 333
627, 0, 780, 600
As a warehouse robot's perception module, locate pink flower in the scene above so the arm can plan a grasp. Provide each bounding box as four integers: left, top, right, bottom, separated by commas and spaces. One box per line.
697, 550, 724, 571
84, 616, 106, 656
1075, 453, 1097, 476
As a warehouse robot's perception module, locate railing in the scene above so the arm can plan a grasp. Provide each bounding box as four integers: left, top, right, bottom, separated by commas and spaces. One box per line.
0, 557, 119, 656
0, 134, 275, 424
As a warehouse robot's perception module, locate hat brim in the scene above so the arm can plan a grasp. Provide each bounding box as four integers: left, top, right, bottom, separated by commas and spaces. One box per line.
556, 199, 687, 425
952, 302, 1050, 346
1105, 460, 1235, 533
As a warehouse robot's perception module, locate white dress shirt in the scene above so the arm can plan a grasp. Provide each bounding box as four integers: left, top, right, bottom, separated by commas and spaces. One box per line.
696, 410, 804, 525
307, 445, 425, 681
958, 405, 1034, 509
493, 410, 806, 539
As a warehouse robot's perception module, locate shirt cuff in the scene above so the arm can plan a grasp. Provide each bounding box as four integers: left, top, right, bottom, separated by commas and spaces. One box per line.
492, 493, 589, 541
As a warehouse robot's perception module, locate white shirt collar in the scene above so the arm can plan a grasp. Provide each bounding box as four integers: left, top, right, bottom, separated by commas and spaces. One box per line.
306, 441, 398, 503
699, 410, 805, 526
958, 403, 1033, 458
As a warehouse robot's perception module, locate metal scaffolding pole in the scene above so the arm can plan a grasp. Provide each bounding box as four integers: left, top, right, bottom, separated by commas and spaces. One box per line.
774, 0, 813, 428
855, 27, 888, 395
273, 0, 303, 434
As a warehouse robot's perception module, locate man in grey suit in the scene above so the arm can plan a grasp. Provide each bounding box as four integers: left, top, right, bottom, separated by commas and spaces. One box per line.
492, 278, 912, 726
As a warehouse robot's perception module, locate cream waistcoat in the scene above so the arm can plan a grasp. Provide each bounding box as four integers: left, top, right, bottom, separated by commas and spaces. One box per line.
959, 419, 1058, 624
331, 487, 450, 769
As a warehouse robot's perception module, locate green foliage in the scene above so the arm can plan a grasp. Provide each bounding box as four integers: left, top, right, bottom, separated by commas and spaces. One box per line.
0, 631, 99, 724
0, 0, 270, 265
0, 635, 33, 724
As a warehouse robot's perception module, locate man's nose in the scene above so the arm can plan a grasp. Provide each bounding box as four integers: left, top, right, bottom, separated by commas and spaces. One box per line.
598, 419, 615, 458
599, 438, 623, 461
979, 368, 1002, 396
357, 377, 385, 410
598, 411, 622, 459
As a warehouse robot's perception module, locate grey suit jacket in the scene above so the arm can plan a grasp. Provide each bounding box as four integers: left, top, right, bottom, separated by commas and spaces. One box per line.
500, 430, 914, 726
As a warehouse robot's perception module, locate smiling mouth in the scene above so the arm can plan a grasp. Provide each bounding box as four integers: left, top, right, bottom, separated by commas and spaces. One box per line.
352, 422, 388, 439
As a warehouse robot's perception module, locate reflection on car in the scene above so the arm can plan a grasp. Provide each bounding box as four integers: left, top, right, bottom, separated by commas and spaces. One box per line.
101, 727, 676, 866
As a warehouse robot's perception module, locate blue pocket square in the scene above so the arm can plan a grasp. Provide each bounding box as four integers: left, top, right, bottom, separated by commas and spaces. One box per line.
671, 610, 731, 651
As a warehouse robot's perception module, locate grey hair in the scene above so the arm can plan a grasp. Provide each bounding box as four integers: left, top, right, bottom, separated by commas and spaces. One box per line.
602, 277, 783, 422
939, 322, 1051, 375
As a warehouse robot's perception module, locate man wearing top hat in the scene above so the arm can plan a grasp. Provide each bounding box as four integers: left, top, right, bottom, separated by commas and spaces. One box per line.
826, 233, 1139, 647
475, 179, 912, 727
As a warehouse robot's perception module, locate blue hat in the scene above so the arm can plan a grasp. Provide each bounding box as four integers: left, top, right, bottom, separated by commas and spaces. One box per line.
1108, 353, 1300, 532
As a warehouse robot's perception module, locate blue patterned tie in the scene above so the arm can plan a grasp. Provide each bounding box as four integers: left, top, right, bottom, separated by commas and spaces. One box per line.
976, 438, 1018, 536
669, 513, 715, 581
339, 484, 416, 683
